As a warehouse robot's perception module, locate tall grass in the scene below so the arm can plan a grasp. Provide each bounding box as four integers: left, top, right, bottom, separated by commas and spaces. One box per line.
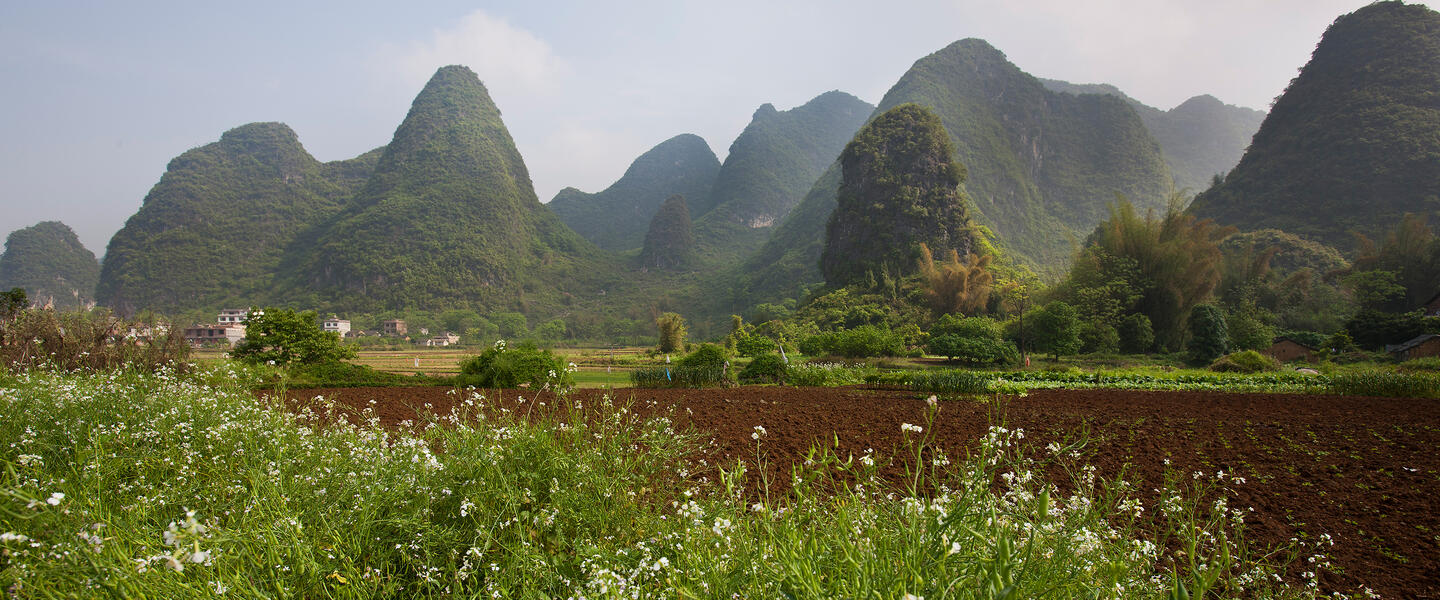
783, 362, 876, 387
630, 365, 732, 388
1324, 372, 1440, 398
0, 309, 188, 373
0, 368, 1325, 597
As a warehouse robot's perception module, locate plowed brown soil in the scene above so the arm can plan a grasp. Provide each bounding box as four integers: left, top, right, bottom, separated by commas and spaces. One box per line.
267, 385, 1440, 598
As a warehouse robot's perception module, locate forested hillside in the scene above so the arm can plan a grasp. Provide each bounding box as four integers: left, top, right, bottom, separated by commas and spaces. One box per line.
278, 65, 609, 313
1189, 1, 1440, 249
547, 134, 719, 252
738, 39, 1173, 307
1041, 80, 1265, 194
693, 91, 873, 264
0, 221, 100, 309
96, 122, 377, 314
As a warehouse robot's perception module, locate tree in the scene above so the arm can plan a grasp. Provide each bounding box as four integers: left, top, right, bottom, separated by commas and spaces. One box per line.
492, 312, 529, 339
231, 308, 355, 366
1187, 304, 1230, 364
919, 244, 993, 315
1349, 213, 1440, 309
1117, 313, 1155, 354
1029, 301, 1082, 360
1055, 198, 1230, 350
534, 319, 567, 343
655, 312, 687, 353
926, 314, 1016, 365
1078, 321, 1120, 354
1, 287, 26, 321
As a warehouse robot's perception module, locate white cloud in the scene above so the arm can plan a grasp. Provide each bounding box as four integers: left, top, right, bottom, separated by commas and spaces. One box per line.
376, 10, 567, 95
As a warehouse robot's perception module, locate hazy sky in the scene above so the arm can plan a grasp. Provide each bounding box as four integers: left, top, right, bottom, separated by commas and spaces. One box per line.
3, 0, 1432, 256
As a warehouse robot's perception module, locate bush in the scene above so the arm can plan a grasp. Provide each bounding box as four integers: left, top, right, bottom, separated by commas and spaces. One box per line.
456, 341, 571, 389
1208, 350, 1280, 373
679, 343, 730, 369
927, 334, 1018, 365
630, 365, 731, 388
926, 315, 1017, 365
288, 362, 441, 388
739, 353, 787, 384
1118, 313, 1155, 354
632, 344, 735, 388
1187, 304, 1229, 364
801, 325, 905, 358
734, 333, 777, 358
1078, 321, 1120, 354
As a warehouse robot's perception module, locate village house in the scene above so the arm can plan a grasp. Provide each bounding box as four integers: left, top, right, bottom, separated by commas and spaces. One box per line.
382, 319, 407, 336
1264, 337, 1318, 363
183, 324, 246, 347
217, 308, 255, 325
1388, 334, 1440, 361
322, 316, 351, 336
424, 332, 461, 347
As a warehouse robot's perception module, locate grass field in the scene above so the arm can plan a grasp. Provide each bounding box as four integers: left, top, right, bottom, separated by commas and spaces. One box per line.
0, 368, 1324, 598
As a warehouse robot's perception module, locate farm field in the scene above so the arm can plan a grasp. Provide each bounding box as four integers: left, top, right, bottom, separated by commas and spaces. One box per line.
194, 347, 647, 387
271, 384, 1440, 598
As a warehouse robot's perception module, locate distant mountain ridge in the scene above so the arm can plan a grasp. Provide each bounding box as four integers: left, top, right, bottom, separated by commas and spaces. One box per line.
547, 134, 719, 252
1188, 1, 1440, 248
739, 38, 1174, 304
96, 122, 377, 314
0, 221, 100, 309
278, 65, 603, 313
1040, 79, 1265, 194
692, 91, 873, 264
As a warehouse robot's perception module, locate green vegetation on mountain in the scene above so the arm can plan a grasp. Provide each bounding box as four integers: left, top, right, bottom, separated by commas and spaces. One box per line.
820, 104, 980, 287
639, 195, 697, 271
280, 65, 605, 314
0, 221, 100, 309
546, 134, 719, 251
1189, 1, 1440, 249
694, 92, 873, 263
1042, 80, 1265, 194
740, 39, 1172, 308
96, 122, 376, 314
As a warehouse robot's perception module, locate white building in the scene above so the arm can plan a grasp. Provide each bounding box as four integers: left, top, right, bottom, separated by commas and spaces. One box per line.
322, 317, 351, 336
217, 308, 254, 325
